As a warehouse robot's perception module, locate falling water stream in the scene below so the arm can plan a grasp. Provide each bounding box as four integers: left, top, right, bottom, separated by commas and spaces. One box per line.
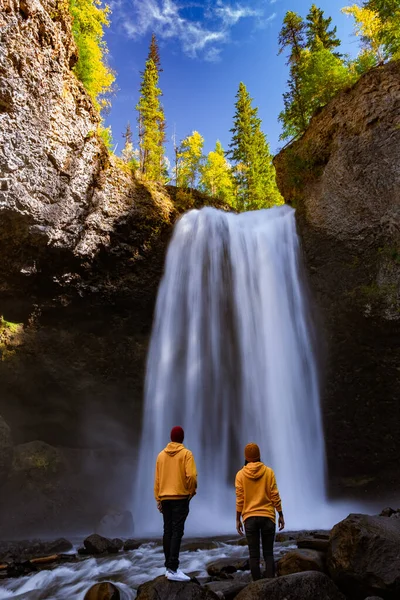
135, 205, 328, 534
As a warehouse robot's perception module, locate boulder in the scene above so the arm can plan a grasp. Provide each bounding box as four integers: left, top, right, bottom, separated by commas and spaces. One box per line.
206, 558, 249, 577
327, 513, 400, 599
379, 507, 400, 518
123, 538, 141, 552
277, 548, 325, 576
204, 580, 248, 599
0, 416, 13, 484
297, 537, 329, 552
83, 534, 122, 555
235, 571, 346, 600
136, 575, 219, 599
84, 582, 120, 600
96, 509, 134, 538
0, 538, 72, 562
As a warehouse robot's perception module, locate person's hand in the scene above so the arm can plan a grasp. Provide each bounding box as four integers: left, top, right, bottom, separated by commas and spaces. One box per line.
157, 501, 163, 513
236, 518, 244, 536
278, 514, 285, 531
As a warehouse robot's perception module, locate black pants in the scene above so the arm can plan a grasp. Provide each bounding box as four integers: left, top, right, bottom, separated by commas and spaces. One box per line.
244, 516, 275, 581
161, 498, 190, 572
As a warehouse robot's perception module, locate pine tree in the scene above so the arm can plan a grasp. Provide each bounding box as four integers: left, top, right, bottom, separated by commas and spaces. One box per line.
278, 12, 308, 138
228, 83, 283, 210
199, 141, 235, 204
136, 58, 165, 180
306, 4, 341, 55
177, 131, 204, 189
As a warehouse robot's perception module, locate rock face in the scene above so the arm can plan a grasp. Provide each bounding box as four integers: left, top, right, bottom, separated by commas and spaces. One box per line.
0, 416, 13, 484
274, 61, 400, 488
327, 513, 400, 599
235, 571, 346, 600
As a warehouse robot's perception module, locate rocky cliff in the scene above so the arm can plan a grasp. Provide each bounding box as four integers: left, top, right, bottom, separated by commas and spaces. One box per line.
275, 61, 400, 495
0, 0, 225, 535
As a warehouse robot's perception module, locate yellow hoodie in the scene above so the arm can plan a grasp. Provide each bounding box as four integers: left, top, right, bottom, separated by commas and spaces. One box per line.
235, 462, 282, 524
154, 442, 197, 502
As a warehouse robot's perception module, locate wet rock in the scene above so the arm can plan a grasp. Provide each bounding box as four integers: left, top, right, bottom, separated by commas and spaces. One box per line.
137, 575, 219, 599
204, 580, 248, 599
181, 540, 220, 552
107, 538, 123, 554
0, 538, 72, 562
327, 513, 400, 599
277, 548, 326, 576
96, 509, 135, 538
379, 507, 400, 518
84, 534, 111, 555
123, 539, 141, 552
235, 571, 346, 600
297, 537, 329, 552
206, 558, 249, 577
84, 582, 120, 600
0, 416, 13, 484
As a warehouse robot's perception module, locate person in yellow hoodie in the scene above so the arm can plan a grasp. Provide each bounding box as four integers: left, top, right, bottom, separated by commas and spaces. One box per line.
235, 443, 284, 581
154, 426, 197, 582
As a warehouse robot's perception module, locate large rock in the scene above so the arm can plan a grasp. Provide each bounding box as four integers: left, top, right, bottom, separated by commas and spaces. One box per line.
0, 416, 13, 483
277, 548, 325, 576
327, 513, 400, 599
204, 580, 248, 599
206, 558, 249, 577
235, 571, 345, 600
136, 576, 219, 599
0, 537, 72, 562
84, 582, 120, 600
83, 534, 121, 555
274, 61, 400, 485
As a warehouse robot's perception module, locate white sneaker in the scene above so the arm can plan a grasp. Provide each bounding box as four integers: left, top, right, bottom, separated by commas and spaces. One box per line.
166, 568, 191, 582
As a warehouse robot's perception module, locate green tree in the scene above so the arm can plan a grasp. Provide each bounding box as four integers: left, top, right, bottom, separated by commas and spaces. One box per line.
136, 58, 165, 181
69, 0, 115, 111
306, 4, 341, 55
177, 131, 205, 189
199, 141, 235, 204
278, 12, 309, 138
228, 83, 283, 210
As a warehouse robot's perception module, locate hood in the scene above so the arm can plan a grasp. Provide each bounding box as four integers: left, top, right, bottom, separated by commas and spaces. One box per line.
242, 462, 267, 480
164, 442, 185, 456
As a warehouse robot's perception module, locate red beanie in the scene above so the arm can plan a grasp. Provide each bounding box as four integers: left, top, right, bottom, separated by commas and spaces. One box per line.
170, 426, 184, 443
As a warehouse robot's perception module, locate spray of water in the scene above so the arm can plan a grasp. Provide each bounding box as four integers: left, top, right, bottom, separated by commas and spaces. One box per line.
134, 206, 348, 535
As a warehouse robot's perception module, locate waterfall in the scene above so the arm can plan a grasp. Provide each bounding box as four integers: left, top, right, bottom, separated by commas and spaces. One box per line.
134, 205, 328, 535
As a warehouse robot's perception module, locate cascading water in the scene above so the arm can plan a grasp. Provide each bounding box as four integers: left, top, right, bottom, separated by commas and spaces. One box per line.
134, 205, 328, 534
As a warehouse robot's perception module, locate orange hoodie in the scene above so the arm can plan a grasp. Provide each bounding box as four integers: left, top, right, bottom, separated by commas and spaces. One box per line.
235, 462, 282, 524
154, 442, 197, 502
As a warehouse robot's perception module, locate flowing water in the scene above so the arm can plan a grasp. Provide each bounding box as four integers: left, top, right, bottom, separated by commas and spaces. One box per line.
135, 205, 330, 534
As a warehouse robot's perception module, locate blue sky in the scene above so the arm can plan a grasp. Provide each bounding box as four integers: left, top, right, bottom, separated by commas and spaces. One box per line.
104, 0, 359, 161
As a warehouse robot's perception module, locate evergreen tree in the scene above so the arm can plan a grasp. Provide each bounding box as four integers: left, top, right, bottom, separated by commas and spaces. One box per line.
306, 4, 341, 55
177, 131, 204, 189
228, 83, 283, 210
199, 141, 235, 204
278, 12, 308, 138
136, 58, 165, 180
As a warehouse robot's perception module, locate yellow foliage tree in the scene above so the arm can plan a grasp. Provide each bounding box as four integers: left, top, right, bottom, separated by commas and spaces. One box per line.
69, 0, 115, 111
342, 5, 385, 63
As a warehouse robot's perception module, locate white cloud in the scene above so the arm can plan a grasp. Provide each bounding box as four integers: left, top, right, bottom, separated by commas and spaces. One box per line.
114, 0, 275, 60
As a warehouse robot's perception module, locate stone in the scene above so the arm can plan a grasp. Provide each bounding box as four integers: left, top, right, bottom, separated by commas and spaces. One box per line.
123, 539, 141, 552
96, 509, 134, 538
0, 416, 13, 484
84, 534, 111, 555
136, 575, 219, 599
181, 540, 220, 552
379, 507, 400, 518
277, 548, 326, 576
206, 558, 249, 577
204, 580, 248, 599
84, 582, 120, 600
327, 513, 400, 599
297, 537, 329, 552
235, 571, 346, 600
0, 538, 72, 562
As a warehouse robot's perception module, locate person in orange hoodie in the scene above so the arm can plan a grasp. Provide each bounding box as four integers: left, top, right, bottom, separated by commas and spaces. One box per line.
235, 443, 284, 581
154, 426, 197, 582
